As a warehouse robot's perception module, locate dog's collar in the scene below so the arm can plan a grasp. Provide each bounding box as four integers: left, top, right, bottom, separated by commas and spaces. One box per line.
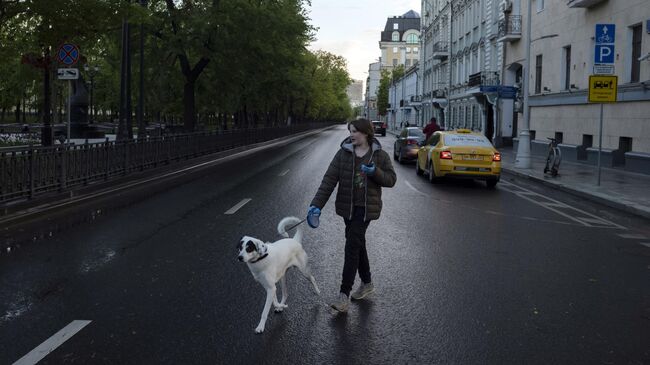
250, 253, 269, 263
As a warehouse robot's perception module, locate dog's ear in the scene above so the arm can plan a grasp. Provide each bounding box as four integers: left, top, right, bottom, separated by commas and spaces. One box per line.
237, 237, 244, 251
246, 241, 257, 253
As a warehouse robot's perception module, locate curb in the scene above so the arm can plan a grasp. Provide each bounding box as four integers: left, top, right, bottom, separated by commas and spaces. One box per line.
501, 167, 650, 220
0, 125, 337, 227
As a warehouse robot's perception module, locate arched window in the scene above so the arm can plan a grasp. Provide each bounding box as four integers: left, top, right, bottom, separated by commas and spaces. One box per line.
406, 33, 419, 44
392, 32, 400, 41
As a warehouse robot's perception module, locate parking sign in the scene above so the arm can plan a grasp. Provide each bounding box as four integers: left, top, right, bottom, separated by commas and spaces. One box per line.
594, 44, 615, 64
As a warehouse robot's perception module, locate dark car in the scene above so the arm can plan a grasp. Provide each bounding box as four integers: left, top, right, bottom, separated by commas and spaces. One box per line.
393, 127, 425, 164
372, 120, 387, 136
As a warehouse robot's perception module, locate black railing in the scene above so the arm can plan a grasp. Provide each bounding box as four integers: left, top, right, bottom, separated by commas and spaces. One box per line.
432, 41, 449, 53
0, 123, 330, 203
498, 15, 522, 38
468, 71, 500, 87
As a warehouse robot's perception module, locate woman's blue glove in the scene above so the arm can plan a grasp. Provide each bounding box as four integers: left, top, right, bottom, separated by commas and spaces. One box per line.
361, 162, 376, 176
307, 206, 321, 228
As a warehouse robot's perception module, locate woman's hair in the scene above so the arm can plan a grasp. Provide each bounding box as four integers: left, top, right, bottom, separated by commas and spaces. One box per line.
348, 118, 375, 142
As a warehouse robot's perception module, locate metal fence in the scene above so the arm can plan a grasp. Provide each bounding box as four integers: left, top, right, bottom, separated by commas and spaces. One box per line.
0, 123, 330, 203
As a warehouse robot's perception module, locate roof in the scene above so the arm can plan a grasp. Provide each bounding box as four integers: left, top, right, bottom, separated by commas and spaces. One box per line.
380, 13, 421, 42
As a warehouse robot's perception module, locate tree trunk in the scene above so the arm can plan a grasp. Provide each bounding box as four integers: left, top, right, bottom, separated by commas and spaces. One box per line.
183, 80, 196, 132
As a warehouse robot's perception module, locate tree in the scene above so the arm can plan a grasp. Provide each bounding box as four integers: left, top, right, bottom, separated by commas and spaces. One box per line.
376, 65, 404, 117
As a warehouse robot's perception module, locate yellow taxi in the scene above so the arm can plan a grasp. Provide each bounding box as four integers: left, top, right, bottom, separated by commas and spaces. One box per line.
415, 129, 501, 188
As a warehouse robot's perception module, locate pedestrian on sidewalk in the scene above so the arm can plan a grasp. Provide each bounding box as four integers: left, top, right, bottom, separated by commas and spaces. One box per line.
308, 118, 397, 312
423, 117, 441, 141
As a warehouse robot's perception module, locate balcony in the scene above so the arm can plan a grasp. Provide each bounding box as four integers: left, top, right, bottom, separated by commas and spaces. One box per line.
567, 0, 607, 8
432, 41, 449, 59
497, 15, 521, 43
467, 71, 499, 88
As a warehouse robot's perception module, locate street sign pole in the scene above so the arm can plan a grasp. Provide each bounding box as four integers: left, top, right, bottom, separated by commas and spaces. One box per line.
598, 103, 603, 186
67, 80, 71, 144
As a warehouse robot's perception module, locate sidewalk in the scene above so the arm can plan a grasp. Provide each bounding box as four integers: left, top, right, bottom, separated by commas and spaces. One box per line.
499, 146, 650, 219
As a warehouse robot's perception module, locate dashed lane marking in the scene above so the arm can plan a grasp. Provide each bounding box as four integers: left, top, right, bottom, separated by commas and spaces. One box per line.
499, 181, 625, 229
279, 169, 290, 176
617, 233, 647, 240
224, 199, 252, 215
13, 320, 92, 365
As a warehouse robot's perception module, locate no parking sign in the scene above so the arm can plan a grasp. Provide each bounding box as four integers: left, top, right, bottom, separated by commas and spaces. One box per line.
57, 43, 80, 66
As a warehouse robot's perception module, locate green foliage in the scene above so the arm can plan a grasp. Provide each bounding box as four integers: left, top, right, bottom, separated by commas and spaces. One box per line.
0, 0, 352, 130
376, 65, 405, 117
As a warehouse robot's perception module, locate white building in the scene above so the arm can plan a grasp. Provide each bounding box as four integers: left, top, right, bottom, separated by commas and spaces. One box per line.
420, 0, 451, 127
346, 80, 364, 107
446, 0, 505, 144
503, 0, 650, 172
364, 61, 382, 120
388, 65, 420, 130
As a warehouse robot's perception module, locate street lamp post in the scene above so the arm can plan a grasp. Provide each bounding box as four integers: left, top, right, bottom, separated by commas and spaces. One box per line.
83, 64, 99, 124
515, 0, 534, 169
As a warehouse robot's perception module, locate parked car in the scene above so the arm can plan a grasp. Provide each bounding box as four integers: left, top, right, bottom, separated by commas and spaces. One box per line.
393, 127, 425, 164
415, 129, 502, 188
372, 120, 387, 136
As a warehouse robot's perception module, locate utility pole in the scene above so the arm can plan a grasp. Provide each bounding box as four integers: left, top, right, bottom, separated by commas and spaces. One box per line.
514, 0, 533, 169
137, 0, 147, 139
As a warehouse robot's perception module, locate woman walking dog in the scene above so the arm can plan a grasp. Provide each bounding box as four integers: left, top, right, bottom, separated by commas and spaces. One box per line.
308, 118, 397, 312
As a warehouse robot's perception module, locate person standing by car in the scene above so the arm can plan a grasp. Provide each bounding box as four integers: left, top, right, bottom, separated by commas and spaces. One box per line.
307, 118, 397, 312
423, 117, 441, 141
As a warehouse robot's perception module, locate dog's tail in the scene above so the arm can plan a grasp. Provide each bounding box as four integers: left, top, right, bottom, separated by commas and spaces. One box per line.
277, 216, 303, 244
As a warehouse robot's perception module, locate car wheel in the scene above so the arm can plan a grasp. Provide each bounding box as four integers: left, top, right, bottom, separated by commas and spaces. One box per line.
393, 145, 398, 160
486, 179, 498, 189
415, 159, 424, 176
398, 150, 404, 164
382, 132, 386, 137
428, 162, 438, 183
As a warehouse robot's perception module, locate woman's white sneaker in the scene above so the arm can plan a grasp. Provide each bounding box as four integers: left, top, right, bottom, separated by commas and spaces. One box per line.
351, 282, 375, 300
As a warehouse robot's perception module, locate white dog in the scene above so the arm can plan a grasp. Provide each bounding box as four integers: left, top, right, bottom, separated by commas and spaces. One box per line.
237, 216, 320, 333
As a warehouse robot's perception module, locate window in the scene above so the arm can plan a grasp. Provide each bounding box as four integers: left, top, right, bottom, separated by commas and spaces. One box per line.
631, 24, 642, 82
392, 31, 400, 42
406, 59, 411, 67
535, 54, 543, 94
536, 0, 544, 12
406, 34, 419, 44
563, 46, 571, 90
414, 47, 419, 53
393, 59, 398, 66
406, 47, 411, 53
393, 23, 399, 30
393, 47, 398, 53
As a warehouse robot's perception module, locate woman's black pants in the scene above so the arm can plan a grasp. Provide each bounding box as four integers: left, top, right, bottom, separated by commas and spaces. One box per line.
340, 207, 371, 296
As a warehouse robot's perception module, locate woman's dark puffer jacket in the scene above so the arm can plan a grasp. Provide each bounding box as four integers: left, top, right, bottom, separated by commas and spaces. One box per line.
310, 137, 397, 221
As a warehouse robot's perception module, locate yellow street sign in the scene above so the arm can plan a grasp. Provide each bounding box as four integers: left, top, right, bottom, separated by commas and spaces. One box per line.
588, 75, 617, 103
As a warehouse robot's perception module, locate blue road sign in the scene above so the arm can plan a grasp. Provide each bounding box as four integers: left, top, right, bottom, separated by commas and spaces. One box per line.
595, 44, 615, 64
498, 86, 518, 99
595, 24, 615, 44
57, 43, 79, 66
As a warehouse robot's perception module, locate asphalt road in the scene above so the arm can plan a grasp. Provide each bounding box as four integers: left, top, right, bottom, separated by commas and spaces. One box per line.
1, 125, 649, 364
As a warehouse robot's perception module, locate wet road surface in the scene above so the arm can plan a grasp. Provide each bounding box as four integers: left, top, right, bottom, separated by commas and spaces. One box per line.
1, 125, 649, 364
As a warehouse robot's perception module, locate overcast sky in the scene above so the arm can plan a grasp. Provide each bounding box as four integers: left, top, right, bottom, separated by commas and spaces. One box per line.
307, 0, 421, 84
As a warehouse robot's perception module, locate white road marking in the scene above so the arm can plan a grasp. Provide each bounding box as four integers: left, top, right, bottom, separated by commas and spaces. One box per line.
278, 169, 290, 176
224, 199, 252, 215
617, 233, 647, 240
499, 181, 625, 229
404, 180, 429, 197
13, 320, 91, 365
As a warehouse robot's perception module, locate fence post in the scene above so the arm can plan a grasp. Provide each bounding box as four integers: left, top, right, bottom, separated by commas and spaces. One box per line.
29, 144, 35, 198
60, 144, 67, 190
105, 138, 110, 181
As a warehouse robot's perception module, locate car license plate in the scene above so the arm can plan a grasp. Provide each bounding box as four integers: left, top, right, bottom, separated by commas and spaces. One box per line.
463, 155, 483, 160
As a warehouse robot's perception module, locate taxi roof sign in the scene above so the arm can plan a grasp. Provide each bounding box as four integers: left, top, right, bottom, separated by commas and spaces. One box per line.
588, 75, 617, 103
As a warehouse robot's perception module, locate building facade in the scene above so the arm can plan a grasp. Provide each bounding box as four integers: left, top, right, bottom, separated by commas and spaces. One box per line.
388, 65, 420, 130
364, 61, 382, 120
503, 0, 650, 171
346, 79, 364, 107
380, 11, 422, 70
420, 0, 451, 128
